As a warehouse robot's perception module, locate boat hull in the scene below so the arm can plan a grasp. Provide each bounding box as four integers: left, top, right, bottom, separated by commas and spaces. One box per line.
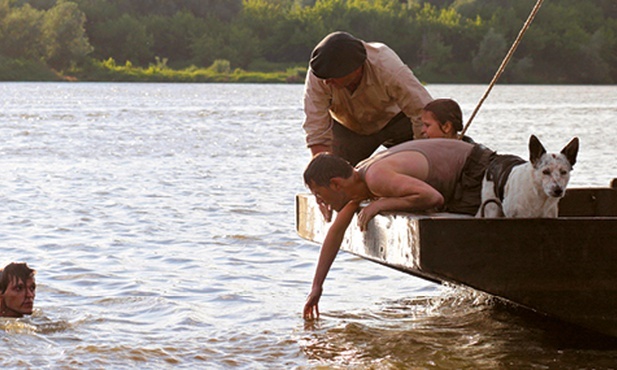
296, 184, 617, 337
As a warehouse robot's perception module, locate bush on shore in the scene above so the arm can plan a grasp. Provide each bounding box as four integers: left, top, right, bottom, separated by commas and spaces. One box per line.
0, 57, 63, 81
0, 56, 306, 83
63, 58, 307, 83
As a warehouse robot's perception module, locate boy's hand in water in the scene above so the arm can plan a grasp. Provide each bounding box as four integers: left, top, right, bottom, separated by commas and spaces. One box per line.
303, 286, 322, 320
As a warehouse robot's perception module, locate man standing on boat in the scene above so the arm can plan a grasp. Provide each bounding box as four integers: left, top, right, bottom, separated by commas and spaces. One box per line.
303, 31, 433, 166
301, 139, 495, 320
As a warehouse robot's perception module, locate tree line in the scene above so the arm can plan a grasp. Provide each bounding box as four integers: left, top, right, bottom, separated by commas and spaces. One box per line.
1, 0, 616, 83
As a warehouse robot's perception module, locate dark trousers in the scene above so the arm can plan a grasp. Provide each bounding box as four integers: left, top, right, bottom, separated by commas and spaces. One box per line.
332, 112, 413, 166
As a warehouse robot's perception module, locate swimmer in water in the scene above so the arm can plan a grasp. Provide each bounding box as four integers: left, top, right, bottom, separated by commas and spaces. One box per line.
0, 262, 36, 318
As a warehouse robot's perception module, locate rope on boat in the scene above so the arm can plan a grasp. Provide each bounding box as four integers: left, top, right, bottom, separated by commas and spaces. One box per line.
460, 0, 545, 138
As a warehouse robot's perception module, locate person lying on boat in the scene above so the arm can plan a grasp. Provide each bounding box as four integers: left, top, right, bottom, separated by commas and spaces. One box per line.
313, 97, 483, 223
302, 139, 495, 320
0, 262, 36, 318
420, 98, 476, 143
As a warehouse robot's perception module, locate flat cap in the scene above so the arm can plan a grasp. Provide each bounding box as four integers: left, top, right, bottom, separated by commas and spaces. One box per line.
310, 31, 367, 79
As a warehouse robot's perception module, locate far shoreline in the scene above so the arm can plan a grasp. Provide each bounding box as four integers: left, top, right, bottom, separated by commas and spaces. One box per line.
1, 58, 615, 86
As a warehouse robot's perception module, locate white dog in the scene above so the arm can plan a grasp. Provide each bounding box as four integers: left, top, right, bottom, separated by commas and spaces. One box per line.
477, 135, 579, 218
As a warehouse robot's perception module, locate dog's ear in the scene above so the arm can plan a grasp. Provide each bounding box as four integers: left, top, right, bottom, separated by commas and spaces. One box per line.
561, 137, 579, 167
529, 135, 546, 165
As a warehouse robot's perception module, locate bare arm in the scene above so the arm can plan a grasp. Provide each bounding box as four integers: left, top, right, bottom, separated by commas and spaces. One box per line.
303, 200, 360, 320
357, 171, 443, 230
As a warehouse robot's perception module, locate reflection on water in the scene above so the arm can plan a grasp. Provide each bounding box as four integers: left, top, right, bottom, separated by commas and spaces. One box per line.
301, 286, 501, 368
1, 83, 617, 368
301, 285, 617, 369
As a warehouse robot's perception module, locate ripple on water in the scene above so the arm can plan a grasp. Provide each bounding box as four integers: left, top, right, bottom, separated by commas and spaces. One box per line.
2, 83, 617, 368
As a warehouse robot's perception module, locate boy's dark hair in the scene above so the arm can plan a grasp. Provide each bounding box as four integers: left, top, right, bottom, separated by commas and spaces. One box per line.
303, 152, 353, 187
0, 263, 36, 294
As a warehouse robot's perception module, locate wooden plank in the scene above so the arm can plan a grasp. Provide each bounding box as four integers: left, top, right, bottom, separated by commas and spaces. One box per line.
559, 187, 617, 216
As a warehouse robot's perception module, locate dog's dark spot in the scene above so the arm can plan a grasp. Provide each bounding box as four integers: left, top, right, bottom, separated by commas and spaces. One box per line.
486, 154, 526, 201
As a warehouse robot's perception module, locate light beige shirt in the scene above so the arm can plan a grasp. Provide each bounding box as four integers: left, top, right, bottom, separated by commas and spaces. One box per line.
302, 41, 433, 148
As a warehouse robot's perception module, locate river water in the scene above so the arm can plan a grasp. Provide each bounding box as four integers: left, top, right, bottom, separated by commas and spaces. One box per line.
1, 82, 616, 369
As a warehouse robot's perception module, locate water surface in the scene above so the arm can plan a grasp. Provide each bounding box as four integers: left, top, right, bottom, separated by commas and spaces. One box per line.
1, 83, 616, 369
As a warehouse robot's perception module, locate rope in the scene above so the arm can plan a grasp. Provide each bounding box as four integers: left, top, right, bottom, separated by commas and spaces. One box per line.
460, 0, 545, 138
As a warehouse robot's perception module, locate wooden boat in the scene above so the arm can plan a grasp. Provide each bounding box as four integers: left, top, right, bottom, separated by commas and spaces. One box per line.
296, 179, 617, 337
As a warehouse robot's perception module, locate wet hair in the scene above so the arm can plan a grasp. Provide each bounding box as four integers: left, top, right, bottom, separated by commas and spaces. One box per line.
0, 262, 36, 294
423, 98, 463, 132
303, 152, 353, 187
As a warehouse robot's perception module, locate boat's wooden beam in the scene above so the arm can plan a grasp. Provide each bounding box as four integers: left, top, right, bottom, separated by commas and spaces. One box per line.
559, 186, 617, 216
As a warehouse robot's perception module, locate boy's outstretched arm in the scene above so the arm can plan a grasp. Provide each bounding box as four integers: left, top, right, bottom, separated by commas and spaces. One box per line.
303, 200, 360, 320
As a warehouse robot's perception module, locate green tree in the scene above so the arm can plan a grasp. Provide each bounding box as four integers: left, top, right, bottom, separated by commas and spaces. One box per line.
74, 0, 122, 24
189, 15, 261, 70
472, 27, 507, 81
190, 16, 235, 68
601, 19, 617, 82
227, 23, 261, 68
42, 0, 93, 70
3, 0, 617, 83
91, 13, 153, 65
576, 30, 612, 83
0, 2, 44, 60
144, 11, 207, 68
10, 0, 56, 10
0, 0, 8, 17
240, 0, 292, 62
90, 0, 243, 20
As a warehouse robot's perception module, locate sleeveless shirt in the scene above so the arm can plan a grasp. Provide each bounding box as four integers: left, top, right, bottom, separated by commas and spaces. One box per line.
356, 139, 475, 204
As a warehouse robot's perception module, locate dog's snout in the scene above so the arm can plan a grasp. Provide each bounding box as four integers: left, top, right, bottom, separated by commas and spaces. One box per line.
552, 187, 564, 197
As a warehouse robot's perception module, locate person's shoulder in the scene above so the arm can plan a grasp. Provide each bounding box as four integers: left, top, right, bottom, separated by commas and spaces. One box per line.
461, 135, 475, 144
364, 42, 416, 87
461, 136, 494, 152
365, 41, 400, 59
304, 69, 332, 94
407, 138, 466, 148
364, 41, 395, 53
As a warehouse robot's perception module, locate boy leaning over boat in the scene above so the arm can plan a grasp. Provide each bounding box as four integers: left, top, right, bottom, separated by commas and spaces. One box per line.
302, 139, 494, 320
